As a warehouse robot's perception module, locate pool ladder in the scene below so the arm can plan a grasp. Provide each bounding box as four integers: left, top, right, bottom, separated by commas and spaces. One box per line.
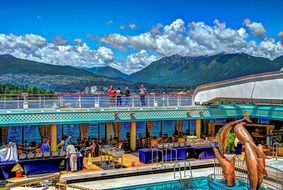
272, 142, 279, 161
173, 159, 193, 179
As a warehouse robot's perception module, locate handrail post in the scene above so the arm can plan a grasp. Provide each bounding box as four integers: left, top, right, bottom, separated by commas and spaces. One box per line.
4, 95, 6, 109
17, 95, 20, 109
39, 96, 41, 108
167, 95, 169, 106
131, 96, 134, 107
78, 94, 81, 108
59, 95, 63, 107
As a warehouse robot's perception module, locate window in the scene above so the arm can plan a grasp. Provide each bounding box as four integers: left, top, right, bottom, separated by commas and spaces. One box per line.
8, 126, 22, 145
89, 123, 99, 139
120, 122, 130, 139
137, 122, 146, 138
63, 124, 79, 143
152, 121, 161, 137
162, 120, 175, 136
24, 125, 41, 144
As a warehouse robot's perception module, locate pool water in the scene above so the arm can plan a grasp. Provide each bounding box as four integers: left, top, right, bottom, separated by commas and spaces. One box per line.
109, 177, 267, 190
109, 177, 208, 190
266, 158, 283, 171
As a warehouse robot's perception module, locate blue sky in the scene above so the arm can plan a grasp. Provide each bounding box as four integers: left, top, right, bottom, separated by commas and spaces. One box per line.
1, 0, 283, 73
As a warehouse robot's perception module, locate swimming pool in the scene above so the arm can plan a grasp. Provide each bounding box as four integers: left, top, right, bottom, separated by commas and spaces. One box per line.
266, 158, 283, 172
108, 177, 267, 190
109, 177, 208, 190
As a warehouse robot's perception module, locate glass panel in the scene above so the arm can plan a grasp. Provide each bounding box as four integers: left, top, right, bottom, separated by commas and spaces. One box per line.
89, 123, 98, 139
152, 121, 161, 137
8, 126, 22, 145
162, 120, 175, 136
137, 122, 146, 138
99, 123, 105, 140
190, 120, 196, 135
120, 122, 130, 139
57, 125, 63, 141
63, 124, 80, 143
24, 125, 41, 144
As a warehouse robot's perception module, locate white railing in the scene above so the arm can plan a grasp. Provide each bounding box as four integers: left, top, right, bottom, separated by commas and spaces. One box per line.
0, 93, 192, 110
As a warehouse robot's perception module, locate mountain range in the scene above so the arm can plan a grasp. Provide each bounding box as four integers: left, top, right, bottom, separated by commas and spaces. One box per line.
0, 54, 129, 92
86, 66, 128, 79
0, 53, 283, 92
128, 53, 283, 87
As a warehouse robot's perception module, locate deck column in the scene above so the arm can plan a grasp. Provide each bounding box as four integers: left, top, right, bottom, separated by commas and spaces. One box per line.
50, 124, 57, 151
106, 122, 114, 140
130, 121, 137, 151
196, 119, 201, 138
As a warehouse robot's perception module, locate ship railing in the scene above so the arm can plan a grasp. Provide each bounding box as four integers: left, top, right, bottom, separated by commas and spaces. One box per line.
212, 158, 283, 190
0, 93, 192, 110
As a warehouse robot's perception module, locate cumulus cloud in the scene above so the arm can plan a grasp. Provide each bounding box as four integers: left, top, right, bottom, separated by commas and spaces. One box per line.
125, 50, 157, 73
1, 18, 283, 74
278, 31, 283, 44
243, 18, 266, 37
53, 35, 68, 46
0, 33, 114, 67
99, 34, 128, 50
128, 23, 137, 30
119, 25, 126, 30
99, 18, 283, 60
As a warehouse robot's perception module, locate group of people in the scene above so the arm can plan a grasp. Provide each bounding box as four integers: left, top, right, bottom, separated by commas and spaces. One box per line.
108, 84, 147, 107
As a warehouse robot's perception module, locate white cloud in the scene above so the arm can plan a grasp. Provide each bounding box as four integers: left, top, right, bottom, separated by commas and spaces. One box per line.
125, 50, 157, 73
99, 18, 283, 60
243, 18, 266, 37
119, 25, 126, 30
0, 33, 114, 68
106, 20, 113, 25
278, 31, 283, 44
1, 18, 283, 74
99, 34, 128, 50
53, 35, 68, 46
129, 23, 136, 30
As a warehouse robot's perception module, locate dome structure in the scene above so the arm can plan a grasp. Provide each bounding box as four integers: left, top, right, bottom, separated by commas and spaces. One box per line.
192, 71, 283, 105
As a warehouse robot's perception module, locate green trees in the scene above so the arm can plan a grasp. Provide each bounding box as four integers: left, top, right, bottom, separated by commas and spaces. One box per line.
0, 83, 53, 94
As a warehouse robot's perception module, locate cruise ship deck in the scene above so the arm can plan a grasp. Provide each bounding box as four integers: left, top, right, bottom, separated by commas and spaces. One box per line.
1, 72, 283, 190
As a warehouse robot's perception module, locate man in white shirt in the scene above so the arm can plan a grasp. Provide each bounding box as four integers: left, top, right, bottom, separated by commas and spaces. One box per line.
66, 141, 77, 172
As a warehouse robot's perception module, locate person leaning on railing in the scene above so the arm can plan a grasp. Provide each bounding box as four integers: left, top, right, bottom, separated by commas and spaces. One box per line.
139, 84, 147, 106
108, 86, 116, 107
116, 87, 123, 107
124, 86, 131, 106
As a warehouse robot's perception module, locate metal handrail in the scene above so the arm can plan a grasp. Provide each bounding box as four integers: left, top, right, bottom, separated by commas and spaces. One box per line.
174, 159, 193, 179
0, 93, 192, 110
272, 142, 279, 161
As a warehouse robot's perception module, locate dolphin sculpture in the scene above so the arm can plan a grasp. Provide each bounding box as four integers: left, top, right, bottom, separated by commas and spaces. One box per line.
214, 116, 266, 190
212, 145, 236, 186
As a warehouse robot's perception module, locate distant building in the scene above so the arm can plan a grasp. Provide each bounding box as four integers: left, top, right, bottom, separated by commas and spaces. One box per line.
85, 86, 90, 94
90, 86, 97, 94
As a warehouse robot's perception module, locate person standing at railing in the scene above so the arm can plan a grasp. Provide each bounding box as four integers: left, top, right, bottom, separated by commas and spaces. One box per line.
124, 86, 131, 106
108, 86, 116, 107
116, 87, 123, 107
139, 84, 147, 106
